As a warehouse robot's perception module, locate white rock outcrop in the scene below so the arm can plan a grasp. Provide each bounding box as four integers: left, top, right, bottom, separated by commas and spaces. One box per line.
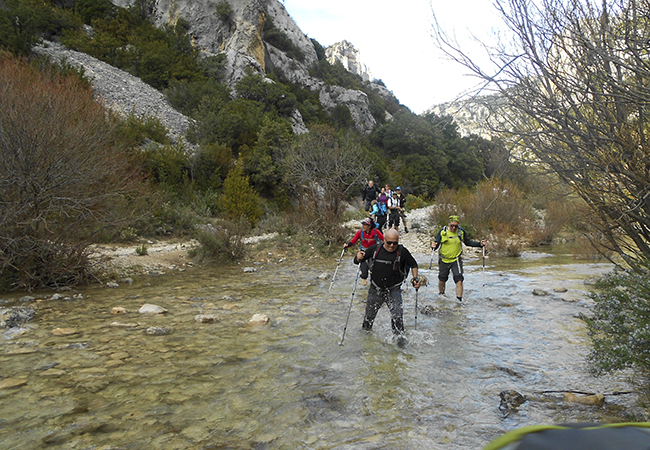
319, 85, 376, 134
326, 40, 372, 82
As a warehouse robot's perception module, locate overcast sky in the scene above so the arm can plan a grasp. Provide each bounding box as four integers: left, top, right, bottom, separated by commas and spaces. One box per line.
282, 0, 503, 114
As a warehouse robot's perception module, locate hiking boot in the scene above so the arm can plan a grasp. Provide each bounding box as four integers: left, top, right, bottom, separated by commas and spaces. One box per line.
457, 296, 463, 302
405, 227, 409, 233
361, 278, 367, 286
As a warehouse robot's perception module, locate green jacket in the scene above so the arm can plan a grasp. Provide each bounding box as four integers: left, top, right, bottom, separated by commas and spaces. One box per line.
434, 226, 482, 263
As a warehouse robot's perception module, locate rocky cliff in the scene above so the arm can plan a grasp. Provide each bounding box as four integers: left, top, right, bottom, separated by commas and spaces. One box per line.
105, 0, 392, 135
325, 40, 373, 82
425, 92, 507, 139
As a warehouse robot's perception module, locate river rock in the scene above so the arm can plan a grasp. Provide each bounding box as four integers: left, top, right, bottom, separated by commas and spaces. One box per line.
195, 314, 220, 323
18, 296, 36, 302
106, 282, 119, 288
532, 289, 549, 296
139, 304, 167, 314
563, 392, 605, 406
109, 322, 139, 328
317, 272, 330, 280
0, 378, 28, 389
499, 390, 527, 410
111, 307, 129, 314
554, 287, 568, 293
146, 326, 172, 335
249, 314, 270, 324
420, 305, 439, 316
243, 267, 257, 273
0, 307, 35, 328
51, 328, 78, 336
51, 293, 64, 301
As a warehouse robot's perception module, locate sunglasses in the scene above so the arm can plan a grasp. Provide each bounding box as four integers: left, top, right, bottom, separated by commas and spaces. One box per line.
449, 224, 459, 228
386, 240, 399, 245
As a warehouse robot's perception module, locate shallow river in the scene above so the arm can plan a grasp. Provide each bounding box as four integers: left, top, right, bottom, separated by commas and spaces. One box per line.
0, 248, 635, 449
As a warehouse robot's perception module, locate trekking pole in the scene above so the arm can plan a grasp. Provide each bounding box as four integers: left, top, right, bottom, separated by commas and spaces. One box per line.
428, 245, 435, 270
414, 287, 419, 330
482, 245, 486, 297
339, 264, 362, 346
328, 247, 346, 291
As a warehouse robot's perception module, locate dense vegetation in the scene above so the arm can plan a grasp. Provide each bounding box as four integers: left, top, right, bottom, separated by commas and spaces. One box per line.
0, 0, 558, 290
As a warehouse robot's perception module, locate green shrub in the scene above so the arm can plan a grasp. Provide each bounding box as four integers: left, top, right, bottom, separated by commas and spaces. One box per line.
142, 143, 190, 188
215, 1, 233, 23
117, 113, 170, 146
191, 144, 234, 192
220, 164, 263, 227
583, 261, 650, 386
192, 219, 247, 263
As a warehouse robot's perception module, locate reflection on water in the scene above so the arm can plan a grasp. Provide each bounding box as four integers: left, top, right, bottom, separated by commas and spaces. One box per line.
0, 249, 635, 449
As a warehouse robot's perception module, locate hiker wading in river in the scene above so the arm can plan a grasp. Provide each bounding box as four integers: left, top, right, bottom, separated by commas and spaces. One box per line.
344, 217, 384, 286
431, 215, 486, 302
354, 229, 421, 336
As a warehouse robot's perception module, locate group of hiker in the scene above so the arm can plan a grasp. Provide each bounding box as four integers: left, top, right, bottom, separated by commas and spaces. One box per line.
362, 180, 409, 234
342, 180, 487, 342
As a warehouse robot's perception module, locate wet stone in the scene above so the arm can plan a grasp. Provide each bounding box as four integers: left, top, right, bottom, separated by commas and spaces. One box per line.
0, 378, 28, 389
195, 314, 220, 323
0, 307, 35, 328
51, 328, 78, 336
139, 304, 167, 314
146, 326, 172, 335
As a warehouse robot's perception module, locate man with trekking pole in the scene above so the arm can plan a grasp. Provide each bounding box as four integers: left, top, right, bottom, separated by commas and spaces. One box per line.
431, 215, 486, 303
354, 229, 421, 341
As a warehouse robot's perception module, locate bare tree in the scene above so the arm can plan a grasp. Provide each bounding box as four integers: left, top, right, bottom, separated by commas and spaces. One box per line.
433, 0, 650, 271
281, 126, 370, 233
0, 53, 143, 290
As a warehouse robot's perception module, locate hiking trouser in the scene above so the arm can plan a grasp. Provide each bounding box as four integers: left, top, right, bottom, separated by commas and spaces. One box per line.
362, 284, 404, 334
376, 214, 387, 231
360, 259, 369, 280
438, 256, 464, 283
388, 210, 401, 228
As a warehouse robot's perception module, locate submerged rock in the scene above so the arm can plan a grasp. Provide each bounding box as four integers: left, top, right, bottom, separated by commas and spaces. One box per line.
499, 389, 527, 411
563, 392, 605, 406
195, 314, 220, 323
0, 307, 35, 328
146, 326, 172, 335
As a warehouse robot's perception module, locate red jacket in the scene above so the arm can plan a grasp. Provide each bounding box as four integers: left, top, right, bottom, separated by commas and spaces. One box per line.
348, 228, 384, 250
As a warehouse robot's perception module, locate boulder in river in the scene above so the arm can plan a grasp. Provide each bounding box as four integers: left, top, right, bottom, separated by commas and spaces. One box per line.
146, 326, 172, 335
139, 304, 167, 314
249, 313, 270, 325
0, 307, 35, 328
195, 314, 220, 323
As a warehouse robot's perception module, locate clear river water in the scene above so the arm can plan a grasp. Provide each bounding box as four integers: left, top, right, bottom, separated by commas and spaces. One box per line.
0, 247, 636, 449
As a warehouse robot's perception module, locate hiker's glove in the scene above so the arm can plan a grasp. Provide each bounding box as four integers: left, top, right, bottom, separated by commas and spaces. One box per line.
411, 276, 420, 287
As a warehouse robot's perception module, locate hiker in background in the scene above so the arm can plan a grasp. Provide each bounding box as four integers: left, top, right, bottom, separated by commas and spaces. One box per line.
344, 217, 384, 286
395, 187, 408, 233
431, 215, 486, 302
376, 187, 388, 232
362, 180, 379, 212
368, 199, 380, 220
387, 190, 401, 231
354, 229, 421, 338
384, 184, 393, 199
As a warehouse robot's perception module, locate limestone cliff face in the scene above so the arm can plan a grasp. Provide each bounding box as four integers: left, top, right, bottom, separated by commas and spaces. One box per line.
425, 93, 507, 139
110, 0, 380, 134
325, 40, 372, 82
